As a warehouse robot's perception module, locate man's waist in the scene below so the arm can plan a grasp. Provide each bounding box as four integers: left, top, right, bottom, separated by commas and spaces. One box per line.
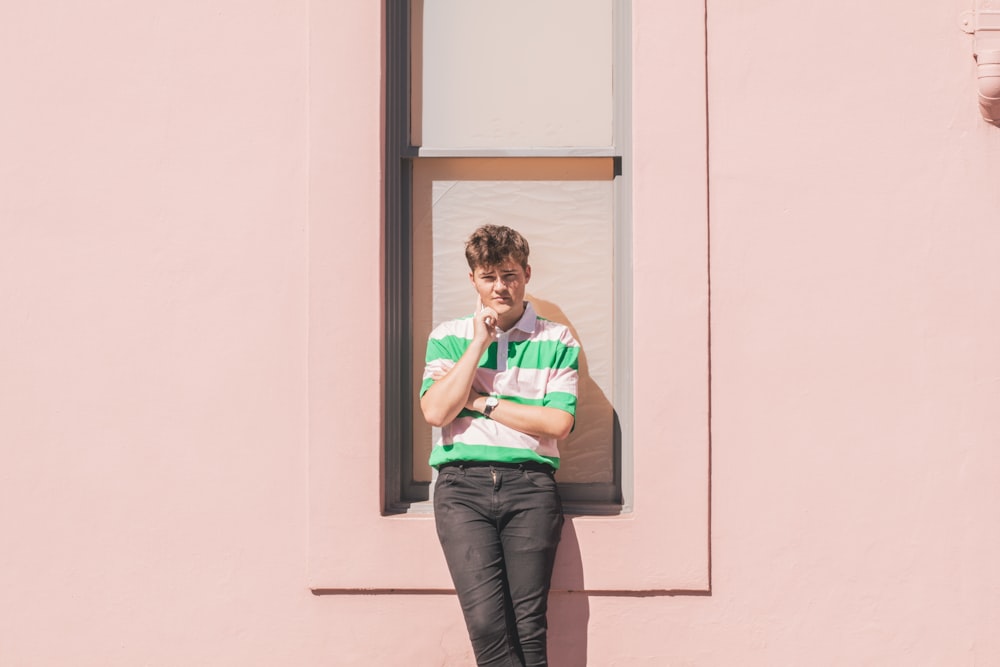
437, 460, 555, 475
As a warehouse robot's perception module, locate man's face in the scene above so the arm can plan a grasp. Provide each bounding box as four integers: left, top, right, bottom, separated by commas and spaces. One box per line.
470, 259, 531, 321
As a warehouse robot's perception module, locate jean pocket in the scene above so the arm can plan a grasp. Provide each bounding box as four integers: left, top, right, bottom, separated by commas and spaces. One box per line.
523, 469, 557, 489
435, 470, 460, 489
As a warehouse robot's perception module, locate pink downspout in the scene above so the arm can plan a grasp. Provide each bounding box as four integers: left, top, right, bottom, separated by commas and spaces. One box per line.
977, 50, 1000, 125
961, 8, 1000, 125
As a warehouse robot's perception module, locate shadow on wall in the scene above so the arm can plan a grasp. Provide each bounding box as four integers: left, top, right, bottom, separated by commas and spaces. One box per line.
528, 294, 619, 497
547, 519, 714, 666
548, 518, 589, 666
532, 295, 712, 664
527, 297, 600, 665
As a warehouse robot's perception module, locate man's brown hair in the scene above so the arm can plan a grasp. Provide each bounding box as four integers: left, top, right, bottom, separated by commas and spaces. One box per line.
465, 225, 530, 271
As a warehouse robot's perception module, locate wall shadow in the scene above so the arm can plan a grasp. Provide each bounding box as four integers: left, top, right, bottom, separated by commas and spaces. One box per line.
528, 294, 621, 507
548, 517, 589, 666
529, 295, 605, 665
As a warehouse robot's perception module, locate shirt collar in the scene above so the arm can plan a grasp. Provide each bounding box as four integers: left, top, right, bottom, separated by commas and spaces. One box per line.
510, 301, 537, 334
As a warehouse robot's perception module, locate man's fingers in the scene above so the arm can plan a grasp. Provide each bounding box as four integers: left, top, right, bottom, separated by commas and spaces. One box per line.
480, 308, 498, 326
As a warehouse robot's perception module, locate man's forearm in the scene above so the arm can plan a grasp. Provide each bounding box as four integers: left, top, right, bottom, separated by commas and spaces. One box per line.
420, 342, 488, 427
467, 395, 574, 441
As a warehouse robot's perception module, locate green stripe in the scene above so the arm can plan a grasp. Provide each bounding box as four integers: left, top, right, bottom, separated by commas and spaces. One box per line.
425, 336, 579, 371
507, 339, 579, 370
542, 391, 576, 413
425, 335, 472, 363
422, 394, 575, 413
429, 443, 560, 469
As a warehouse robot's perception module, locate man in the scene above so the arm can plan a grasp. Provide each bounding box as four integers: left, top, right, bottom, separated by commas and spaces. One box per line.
420, 225, 580, 667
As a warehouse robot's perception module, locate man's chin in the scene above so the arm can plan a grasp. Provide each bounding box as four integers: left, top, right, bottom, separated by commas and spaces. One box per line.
490, 301, 515, 313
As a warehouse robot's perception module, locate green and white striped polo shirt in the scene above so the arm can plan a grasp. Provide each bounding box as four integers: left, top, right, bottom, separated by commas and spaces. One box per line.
420, 302, 580, 469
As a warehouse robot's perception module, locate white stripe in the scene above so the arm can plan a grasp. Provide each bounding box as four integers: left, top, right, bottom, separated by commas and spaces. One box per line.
422, 358, 455, 382
531, 320, 581, 346
429, 317, 473, 340
543, 366, 579, 396
470, 367, 578, 401
446, 417, 561, 459
427, 310, 579, 348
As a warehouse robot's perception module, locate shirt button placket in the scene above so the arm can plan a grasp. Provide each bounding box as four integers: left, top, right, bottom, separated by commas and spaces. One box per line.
496, 331, 508, 372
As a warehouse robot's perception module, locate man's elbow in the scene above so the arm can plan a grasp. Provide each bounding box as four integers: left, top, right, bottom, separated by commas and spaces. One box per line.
419, 400, 450, 428
421, 408, 445, 428
425, 414, 449, 428
552, 414, 574, 441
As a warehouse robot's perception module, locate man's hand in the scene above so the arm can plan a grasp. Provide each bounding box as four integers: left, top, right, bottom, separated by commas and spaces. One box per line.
420, 324, 492, 427
465, 388, 485, 413
473, 306, 499, 343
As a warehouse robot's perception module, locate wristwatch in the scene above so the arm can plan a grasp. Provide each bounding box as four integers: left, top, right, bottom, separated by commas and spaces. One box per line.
483, 396, 499, 418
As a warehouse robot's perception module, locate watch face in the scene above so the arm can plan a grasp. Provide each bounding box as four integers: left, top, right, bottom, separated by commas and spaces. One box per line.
484, 396, 499, 417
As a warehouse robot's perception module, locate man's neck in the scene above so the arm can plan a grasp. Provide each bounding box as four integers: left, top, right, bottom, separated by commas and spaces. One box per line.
497, 302, 527, 332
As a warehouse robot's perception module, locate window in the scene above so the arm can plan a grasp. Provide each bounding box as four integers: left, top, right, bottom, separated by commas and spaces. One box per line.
310, 0, 709, 592
385, 0, 632, 513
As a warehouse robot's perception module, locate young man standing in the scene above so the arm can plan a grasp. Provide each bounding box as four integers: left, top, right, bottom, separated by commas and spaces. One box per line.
420, 225, 580, 667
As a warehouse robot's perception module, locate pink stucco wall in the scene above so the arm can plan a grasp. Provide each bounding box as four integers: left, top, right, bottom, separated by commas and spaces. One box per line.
2, 1, 999, 665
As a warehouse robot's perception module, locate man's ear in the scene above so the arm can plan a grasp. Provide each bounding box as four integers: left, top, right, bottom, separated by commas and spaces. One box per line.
524, 264, 531, 283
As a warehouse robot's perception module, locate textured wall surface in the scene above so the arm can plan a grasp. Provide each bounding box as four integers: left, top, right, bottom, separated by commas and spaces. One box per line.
2, 0, 999, 665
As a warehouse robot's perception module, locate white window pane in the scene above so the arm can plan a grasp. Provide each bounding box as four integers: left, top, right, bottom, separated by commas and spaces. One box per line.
414, 0, 614, 149
411, 159, 615, 483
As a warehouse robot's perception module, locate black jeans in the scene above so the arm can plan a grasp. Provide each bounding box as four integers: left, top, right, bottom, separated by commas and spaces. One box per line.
434, 463, 564, 667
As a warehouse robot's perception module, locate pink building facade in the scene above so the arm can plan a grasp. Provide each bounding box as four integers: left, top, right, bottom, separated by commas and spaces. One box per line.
3, 1, 999, 664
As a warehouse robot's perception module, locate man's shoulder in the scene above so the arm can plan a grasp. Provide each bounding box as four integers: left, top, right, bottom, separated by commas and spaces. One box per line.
428, 315, 473, 340
527, 317, 579, 347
